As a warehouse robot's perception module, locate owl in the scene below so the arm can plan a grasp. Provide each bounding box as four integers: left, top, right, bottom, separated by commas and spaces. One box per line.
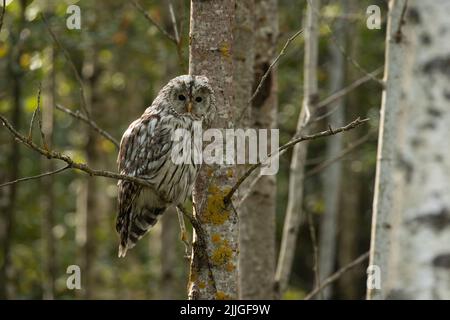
116, 75, 216, 257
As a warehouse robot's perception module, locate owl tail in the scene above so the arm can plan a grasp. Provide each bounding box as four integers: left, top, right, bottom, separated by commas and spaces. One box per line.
118, 206, 166, 258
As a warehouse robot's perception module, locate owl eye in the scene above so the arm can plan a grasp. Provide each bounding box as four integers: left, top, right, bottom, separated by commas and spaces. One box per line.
195, 97, 202, 103
178, 94, 186, 101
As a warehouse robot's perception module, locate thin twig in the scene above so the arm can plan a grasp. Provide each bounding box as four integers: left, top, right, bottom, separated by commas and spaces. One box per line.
304, 251, 370, 300
313, 67, 383, 122
237, 28, 304, 122
307, 210, 323, 300
55, 104, 120, 149
28, 84, 42, 140
40, 13, 90, 118
131, 0, 177, 43
306, 0, 383, 86
305, 132, 371, 178
0, 164, 70, 188
224, 117, 369, 205
168, 0, 180, 43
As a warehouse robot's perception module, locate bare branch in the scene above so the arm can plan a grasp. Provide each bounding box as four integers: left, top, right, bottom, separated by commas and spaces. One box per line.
237, 28, 304, 122
131, 0, 177, 44
28, 84, 41, 140
224, 117, 369, 204
55, 104, 120, 149
27, 84, 49, 150
305, 132, 371, 178
40, 13, 90, 118
168, 0, 180, 43
306, 0, 383, 85
304, 251, 370, 300
0, 114, 151, 188
0, 165, 70, 188
313, 67, 383, 122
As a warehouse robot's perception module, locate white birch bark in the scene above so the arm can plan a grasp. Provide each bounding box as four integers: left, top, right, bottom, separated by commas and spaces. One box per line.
369, 0, 450, 299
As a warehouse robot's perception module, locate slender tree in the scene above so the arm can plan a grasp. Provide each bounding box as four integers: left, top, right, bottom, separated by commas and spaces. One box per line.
318, 0, 346, 299
188, 0, 237, 300
41, 46, 57, 300
275, 0, 320, 296
369, 0, 450, 299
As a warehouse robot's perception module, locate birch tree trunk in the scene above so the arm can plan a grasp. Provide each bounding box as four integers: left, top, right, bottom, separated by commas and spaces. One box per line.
239, 0, 278, 300
318, 0, 346, 299
275, 0, 320, 296
188, 0, 237, 300
369, 0, 450, 299
367, 0, 407, 300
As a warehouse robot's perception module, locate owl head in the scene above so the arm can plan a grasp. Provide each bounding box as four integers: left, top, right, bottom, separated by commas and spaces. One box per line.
160, 75, 216, 127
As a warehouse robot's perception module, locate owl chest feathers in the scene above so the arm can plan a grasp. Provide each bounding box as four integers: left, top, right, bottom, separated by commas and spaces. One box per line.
139, 112, 200, 206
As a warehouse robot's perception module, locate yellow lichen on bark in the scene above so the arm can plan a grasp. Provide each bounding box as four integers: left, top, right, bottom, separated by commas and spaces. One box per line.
219, 42, 231, 58
202, 185, 232, 225
211, 243, 233, 266
215, 291, 232, 300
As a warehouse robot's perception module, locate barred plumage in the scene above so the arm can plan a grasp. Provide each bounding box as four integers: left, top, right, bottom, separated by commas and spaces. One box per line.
116, 75, 216, 257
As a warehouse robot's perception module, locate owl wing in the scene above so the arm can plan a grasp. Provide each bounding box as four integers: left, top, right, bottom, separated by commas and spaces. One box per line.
116, 111, 173, 236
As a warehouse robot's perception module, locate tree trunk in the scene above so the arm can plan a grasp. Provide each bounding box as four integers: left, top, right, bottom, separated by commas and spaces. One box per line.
76, 45, 101, 299
369, 0, 450, 299
188, 0, 237, 300
0, 0, 25, 299
239, 0, 278, 300
275, 0, 320, 297
318, 0, 346, 299
41, 46, 57, 300
367, 0, 407, 300
337, 0, 363, 300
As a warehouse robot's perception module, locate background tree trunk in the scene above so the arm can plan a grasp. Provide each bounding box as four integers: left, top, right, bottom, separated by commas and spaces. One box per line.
275, 0, 320, 297
318, 0, 346, 299
41, 46, 57, 300
239, 0, 278, 300
188, 0, 238, 300
367, 0, 407, 300
0, 0, 25, 299
369, 0, 450, 299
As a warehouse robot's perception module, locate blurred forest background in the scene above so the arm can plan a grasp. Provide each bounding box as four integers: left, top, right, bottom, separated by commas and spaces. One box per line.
0, 0, 386, 299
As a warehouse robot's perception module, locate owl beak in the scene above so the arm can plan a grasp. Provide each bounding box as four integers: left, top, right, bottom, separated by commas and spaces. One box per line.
187, 101, 193, 113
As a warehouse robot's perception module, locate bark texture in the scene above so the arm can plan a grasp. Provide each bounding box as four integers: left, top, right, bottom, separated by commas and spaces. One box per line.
239, 0, 278, 300
367, 0, 407, 300
188, 0, 238, 300
275, 0, 320, 296
369, 0, 450, 299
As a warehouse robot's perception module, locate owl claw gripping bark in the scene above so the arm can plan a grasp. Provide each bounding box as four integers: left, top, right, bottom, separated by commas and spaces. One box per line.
116, 75, 216, 257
